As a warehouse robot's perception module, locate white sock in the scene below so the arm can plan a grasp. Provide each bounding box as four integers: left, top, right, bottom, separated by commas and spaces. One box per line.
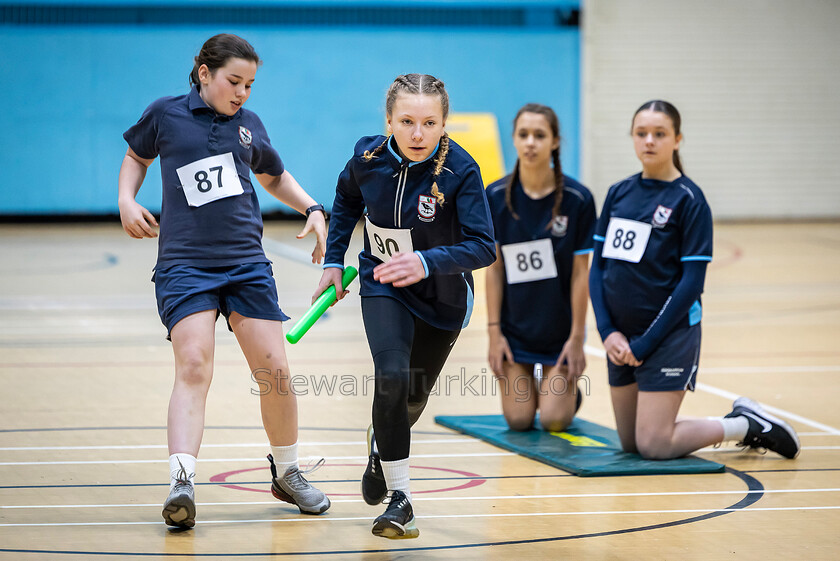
715, 416, 750, 442
380, 457, 411, 502
270, 443, 299, 474
169, 453, 196, 489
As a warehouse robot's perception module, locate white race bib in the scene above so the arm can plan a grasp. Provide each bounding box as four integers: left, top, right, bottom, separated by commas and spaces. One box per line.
365, 216, 413, 263
601, 217, 652, 263
176, 152, 244, 207
501, 238, 558, 284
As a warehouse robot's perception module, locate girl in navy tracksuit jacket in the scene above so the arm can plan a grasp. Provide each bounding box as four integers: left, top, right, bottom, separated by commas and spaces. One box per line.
315, 73, 495, 539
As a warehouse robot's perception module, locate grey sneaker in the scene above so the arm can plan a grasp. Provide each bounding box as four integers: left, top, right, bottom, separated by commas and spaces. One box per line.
162, 461, 196, 528
268, 454, 331, 514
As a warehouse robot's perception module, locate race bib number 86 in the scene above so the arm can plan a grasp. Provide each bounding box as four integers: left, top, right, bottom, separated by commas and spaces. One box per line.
176, 152, 244, 207
601, 217, 651, 263
501, 239, 558, 284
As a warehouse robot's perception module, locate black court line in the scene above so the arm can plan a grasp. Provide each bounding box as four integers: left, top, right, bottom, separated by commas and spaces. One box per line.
0, 467, 764, 557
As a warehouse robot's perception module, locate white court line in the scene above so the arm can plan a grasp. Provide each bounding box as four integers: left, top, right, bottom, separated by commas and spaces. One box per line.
3, 488, 838, 510
0, 438, 473, 452
583, 345, 840, 436
701, 365, 840, 375
1, 506, 838, 527
0, 452, 515, 467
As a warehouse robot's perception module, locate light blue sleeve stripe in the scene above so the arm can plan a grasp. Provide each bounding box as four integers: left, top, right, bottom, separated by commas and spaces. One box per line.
462, 274, 474, 329
593, 235, 606, 242
574, 248, 594, 255
681, 255, 712, 262
323, 263, 345, 269
414, 251, 430, 278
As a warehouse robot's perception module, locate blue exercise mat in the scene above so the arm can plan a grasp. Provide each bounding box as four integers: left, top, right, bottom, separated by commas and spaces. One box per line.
434, 414, 725, 477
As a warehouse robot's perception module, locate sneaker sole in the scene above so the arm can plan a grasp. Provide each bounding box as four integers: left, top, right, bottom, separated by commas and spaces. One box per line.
734, 397, 801, 459
162, 497, 195, 528
271, 484, 331, 515
371, 517, 419, 539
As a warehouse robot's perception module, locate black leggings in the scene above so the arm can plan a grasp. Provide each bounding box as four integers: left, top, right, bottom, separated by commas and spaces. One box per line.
361, 296, 460, 461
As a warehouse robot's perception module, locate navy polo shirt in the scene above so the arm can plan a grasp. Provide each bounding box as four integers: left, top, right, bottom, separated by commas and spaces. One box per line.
123, 87, 285, 269
486, 174, 596, 355
592, 173, 713, 337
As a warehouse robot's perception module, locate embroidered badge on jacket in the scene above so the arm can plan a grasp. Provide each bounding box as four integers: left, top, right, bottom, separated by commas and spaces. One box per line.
652, 205, 672, 228
551, 215, 569, 237
418, 195, 437, 222
239, 126, 252, 149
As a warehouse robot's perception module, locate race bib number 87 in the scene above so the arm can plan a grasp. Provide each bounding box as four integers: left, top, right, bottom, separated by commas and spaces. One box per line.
601, 217, 652, 263
176, 152, 244, 207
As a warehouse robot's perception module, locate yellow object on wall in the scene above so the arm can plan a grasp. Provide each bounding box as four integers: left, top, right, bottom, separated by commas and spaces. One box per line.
446, 113, 506, 188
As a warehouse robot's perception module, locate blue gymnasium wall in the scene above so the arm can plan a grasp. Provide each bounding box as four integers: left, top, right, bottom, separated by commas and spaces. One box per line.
0, 1, 580, 215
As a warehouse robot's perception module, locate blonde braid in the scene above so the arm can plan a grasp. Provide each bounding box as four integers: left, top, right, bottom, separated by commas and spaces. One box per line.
430, 134, 450, 206
363, 136, 390, 161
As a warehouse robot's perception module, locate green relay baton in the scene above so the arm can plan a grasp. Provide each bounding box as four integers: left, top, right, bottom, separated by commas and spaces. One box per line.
285, 266, 358, 344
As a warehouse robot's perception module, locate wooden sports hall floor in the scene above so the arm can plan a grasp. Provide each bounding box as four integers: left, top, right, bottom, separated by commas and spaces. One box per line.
0, 221, 837, 559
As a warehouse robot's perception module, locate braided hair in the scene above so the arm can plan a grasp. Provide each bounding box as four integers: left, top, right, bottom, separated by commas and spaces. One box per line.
505, 103, 564, 228
363, 74, 451, 205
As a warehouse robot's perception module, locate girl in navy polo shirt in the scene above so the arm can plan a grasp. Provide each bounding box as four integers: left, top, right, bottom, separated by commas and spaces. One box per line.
485, 104, 596, 433
118, 34, 330, 528
314, 74, 495, 539
590, 100, 799, 461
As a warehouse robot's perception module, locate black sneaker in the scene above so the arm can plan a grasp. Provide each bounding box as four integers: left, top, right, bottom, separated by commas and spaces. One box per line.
162, 460, 196, 528
361, 424, 387, 505
725, 397, 800, 459
371, 490, 419, 539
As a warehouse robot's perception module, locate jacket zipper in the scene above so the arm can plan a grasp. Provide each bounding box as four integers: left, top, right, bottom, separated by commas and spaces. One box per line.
394, 163, 408, 228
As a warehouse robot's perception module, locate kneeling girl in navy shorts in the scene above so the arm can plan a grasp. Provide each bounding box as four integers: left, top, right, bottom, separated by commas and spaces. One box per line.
118, 34, 330, 528
589, 100, 799, 461
485, 104, 596, 432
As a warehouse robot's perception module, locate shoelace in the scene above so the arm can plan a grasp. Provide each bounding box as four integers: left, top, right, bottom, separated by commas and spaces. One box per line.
381, 491, 411, 515
283, 457, 325, 491
172, 459, 195, 492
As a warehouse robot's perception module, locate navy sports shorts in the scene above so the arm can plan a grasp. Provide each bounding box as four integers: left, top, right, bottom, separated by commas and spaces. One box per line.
608, 324, 701, 391
152, 262, 290, 339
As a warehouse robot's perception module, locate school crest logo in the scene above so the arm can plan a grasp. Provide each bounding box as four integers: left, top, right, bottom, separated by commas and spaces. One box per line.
652, 205, 672, 228
239, 126, 252, 149
418, 195, 436, 222
551, 215, 569, 237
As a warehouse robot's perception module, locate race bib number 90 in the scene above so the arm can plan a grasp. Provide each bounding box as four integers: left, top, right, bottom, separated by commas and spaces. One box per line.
601, 217, 652, 263
501, 238, 558, 284
365, 216, 413, 263
176, 152, 244, 207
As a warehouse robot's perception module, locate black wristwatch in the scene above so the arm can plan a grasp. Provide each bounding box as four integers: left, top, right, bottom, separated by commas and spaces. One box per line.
305, 204, 326, 218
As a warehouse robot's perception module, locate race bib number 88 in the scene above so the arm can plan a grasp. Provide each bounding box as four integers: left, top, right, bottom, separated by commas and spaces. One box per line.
601, 217, 652, 263
176, 152, 244, 207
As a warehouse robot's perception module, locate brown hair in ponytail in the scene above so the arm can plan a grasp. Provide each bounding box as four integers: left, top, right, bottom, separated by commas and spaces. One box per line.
632, 100, 684, 174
